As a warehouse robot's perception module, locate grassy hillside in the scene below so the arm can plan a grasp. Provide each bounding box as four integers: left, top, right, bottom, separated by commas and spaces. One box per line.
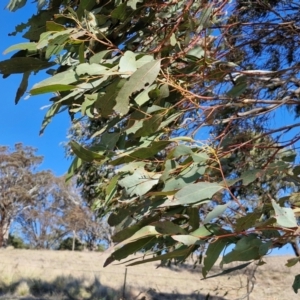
0, 249, 297, 300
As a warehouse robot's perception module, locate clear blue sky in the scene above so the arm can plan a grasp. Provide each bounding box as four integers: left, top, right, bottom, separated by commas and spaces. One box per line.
0, 3, 71, 176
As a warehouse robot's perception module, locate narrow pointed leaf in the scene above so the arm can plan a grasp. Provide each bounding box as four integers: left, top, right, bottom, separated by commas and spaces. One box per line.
69, 140, 105, 162
203, 239, 228, 278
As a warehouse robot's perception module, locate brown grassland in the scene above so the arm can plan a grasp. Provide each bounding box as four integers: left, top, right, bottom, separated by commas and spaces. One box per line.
0, 249, 297, 300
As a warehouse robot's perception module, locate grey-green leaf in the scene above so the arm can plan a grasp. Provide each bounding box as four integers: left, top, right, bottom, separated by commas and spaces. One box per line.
114, 60, 161, 115
203, 203, 229, 224
272, 199, 298, 228
166, 182, 223, 206
203, 239, 228, 277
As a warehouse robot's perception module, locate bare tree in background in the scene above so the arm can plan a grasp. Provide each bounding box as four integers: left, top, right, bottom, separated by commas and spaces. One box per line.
0, 143, 44, 247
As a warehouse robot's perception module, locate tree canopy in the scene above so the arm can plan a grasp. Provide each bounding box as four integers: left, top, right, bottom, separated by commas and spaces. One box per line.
3, 0, 300, 293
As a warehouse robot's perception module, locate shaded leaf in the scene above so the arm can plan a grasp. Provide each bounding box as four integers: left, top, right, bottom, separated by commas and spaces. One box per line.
240, 169, 262, 186
104, 237, 154, 267
187, 207, 200, 231
293, 275, 300, 293
227, 75, 247, 97
286, 257, 300, 267
203, 238, 229, 277
40, 103, 61, 135
235, 212, 261, 231
0, 57, 55, 75
126, 246, 193, 267
66, 157, 82, 182
111, 141, 171, 165
15, 71, 30, 104
69, 140, 105, 163
222, 235, 271, 264
152, 221, 186, 235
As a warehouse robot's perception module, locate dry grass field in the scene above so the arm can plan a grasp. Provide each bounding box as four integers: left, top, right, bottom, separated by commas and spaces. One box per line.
0, 248, 297, 300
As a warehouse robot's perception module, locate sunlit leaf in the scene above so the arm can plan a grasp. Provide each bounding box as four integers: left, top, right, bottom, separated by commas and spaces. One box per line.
272, 199, 298, 228
172, 235, 200, 245
203, 203, 229, 224
114, 60, 161, 115
118, 167, 160, 196
164, 182, 223, 206
31, 84, 75, 95
3, 42, 37, 54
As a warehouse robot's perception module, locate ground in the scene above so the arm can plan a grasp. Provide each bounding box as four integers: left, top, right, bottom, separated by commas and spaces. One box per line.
0, 249, 297, 299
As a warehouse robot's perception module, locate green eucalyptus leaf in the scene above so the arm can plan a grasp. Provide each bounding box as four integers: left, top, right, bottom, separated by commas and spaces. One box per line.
0, 57, 55, 75
222, 235, 271, 264
235, 212, 261, 231
163, 182, 223, 206
127, 0, 144, 9
172, 235, 200, 245
104, 237, 154, 267
31, 69, 77, 91
203, 203, 229, 224
118, 167, 160, 196
69, 140, 105, 163
126, 246, 192, 267
114, 60, 161, 115
15, 71, 30, 104
293, 275, 300, 293
39, 103, 61, 135
203, 238, 229, 278
227, 75, 247, 97
286, 257, 300, 267
6, 0, 27, 12
119, 51, 137, 76
3, 42, 37, 54
31, 84, 75, 95
271, 199, 298, 228
66, 157, 82, 182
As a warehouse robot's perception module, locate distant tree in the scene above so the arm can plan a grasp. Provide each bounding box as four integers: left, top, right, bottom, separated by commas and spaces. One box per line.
58, 237, 83, 251
17, 175, 113, 250
0, 143, 44, 247
16, 174, 78, 249
7, 234, 28, 249
64, 199, 114, 251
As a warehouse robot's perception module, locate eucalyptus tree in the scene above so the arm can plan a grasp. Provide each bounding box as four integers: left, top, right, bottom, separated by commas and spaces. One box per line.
3, 0, 300, 293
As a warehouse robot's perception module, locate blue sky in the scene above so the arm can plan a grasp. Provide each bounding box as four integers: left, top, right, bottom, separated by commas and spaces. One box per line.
0, 3, 71, 176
